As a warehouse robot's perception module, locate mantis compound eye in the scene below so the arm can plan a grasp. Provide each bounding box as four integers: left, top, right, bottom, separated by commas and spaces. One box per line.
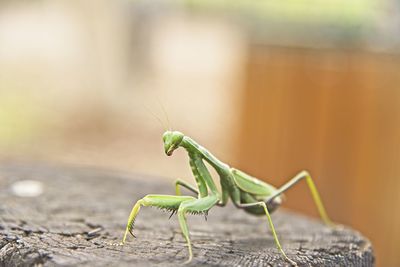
162, 131, 171, 143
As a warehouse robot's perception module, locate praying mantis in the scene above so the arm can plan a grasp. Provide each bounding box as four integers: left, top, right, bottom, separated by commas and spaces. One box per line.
121, 130, 333, 265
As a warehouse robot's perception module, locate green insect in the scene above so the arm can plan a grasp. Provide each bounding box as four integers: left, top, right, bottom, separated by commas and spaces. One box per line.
121, 131, 333, 265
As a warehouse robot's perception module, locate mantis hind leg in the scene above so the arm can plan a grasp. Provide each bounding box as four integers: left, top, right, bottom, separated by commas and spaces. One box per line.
177, 195, 219, 264
267, 170, 333, 226
121, 194, 195, 244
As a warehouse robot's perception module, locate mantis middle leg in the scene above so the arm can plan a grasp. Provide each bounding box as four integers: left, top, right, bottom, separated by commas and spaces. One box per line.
175, 179, 198, 196
121, 194, 196, 244
266, 170, 333, 226
236, 201, 297, 266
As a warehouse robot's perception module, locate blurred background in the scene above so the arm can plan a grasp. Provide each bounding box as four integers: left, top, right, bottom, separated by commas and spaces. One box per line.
0, 0, 399, 266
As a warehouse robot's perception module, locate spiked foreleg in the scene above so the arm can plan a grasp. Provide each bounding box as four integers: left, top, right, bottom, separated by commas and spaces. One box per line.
177, 195, 219, 263
121, 195, 196, 244
188, 156, 209, 198
191, 154, 220, 196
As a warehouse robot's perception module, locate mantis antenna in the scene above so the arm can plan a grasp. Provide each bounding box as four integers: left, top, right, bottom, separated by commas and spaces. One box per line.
142, 103, 168, 131
156, 96, 172, 131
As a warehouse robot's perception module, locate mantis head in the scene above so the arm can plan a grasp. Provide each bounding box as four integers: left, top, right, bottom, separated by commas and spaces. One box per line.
163, 131, 184, 156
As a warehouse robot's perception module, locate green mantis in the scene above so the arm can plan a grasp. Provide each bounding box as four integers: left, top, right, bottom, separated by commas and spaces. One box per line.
121, 131, 333, 265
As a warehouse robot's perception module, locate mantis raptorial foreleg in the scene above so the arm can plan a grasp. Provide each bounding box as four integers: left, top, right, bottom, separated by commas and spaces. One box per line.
121, 195, 196, 244
237, 201, 297, 266
174, 179, 229, 209
188, 155, 227, 208
177, 195, 219, 263
266, 170, 333, 226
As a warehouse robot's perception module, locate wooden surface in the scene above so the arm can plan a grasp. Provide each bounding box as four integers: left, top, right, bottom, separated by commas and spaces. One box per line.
0, 162, 374, 266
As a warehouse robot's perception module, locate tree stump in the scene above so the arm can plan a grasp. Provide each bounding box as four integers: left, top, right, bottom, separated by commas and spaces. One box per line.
0, 162, 374, 266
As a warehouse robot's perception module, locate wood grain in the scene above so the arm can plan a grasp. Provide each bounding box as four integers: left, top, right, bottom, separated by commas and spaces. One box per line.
0, 162, 373, 266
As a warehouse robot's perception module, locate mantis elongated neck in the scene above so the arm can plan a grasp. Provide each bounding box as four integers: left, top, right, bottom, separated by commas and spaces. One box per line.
181, 136, 230, 173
